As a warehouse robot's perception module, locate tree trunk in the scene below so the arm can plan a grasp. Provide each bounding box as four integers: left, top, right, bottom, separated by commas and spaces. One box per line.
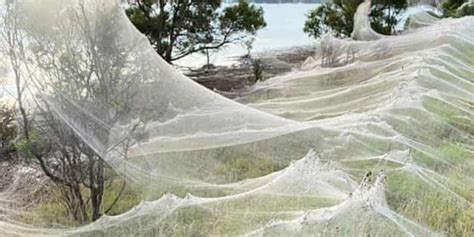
73, 185, 88, 223
206, 48, 210, 71
165, 37, 174, 63
90, 157, 105, 221
157, 0, 166, 54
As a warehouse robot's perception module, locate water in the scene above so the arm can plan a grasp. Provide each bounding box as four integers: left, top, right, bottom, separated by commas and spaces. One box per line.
246, 3, 318, 51
176, 3, 319, 67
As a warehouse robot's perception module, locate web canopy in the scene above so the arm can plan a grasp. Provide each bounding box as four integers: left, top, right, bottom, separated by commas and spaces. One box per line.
0, 0, 473, 236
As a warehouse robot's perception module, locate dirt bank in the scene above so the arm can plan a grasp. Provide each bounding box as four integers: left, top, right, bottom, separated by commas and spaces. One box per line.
185, 46, 316, 95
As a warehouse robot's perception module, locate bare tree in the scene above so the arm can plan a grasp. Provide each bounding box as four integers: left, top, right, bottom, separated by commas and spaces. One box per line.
319, 34, 357, 68
1, 0, 30, 140
3, 1, 148, 223
320, 35, 340, 68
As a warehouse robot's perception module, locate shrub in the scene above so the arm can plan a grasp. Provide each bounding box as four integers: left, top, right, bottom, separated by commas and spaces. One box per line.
457, 1, 474, 16
0, 104, 17, 159
442, 0, 468, 17
252, 59, 265, 84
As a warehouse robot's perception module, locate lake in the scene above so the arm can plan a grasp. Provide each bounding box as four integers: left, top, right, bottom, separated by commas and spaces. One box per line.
176, 3, 320, 67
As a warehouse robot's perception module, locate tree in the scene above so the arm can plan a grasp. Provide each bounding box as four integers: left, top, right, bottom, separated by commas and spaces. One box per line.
243, 36, 256, 58
1, 0, 30, 142
252, 59, 264, 83
125, 0, 266, 63
371, 0, 408, 35
3, 0, 146, 223
456, 2, 474, 16
442, 0, 474, 17
304, 0, 407, 39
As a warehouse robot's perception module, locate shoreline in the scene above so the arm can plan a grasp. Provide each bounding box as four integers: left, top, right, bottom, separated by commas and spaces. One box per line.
184, 45, 316, 96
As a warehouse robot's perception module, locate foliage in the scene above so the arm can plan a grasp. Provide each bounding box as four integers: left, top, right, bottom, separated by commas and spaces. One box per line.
303, 0, 408, 39
457, 3, 474, 16
125, 0, 266, 63
304, 1, 358, 39
243, 36, 256, 57
387, 169, 474, 236
0, 104, 17, 159
459, 2, 474, 16
14, 129, 47, 162
370, 0, 408, 35
252, 59, 265, 83
25, 178, 141, 227
442, 0, 474, 17
29, 154, 283, 228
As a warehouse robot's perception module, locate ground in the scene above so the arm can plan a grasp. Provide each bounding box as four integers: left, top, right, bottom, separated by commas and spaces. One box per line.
187, 46, 316, 95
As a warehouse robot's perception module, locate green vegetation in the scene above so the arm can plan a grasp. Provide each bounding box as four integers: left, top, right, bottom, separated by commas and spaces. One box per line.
304, 0, 407, 39
251, 59, 265, 84
2, 0, 143, 224
442, 0, 474, 17
23, 138, 474, 236
0, 104, 17, 159
214, 155, 281, 182
457, 2, 474, 16
338, 140, 473, 236
423, 97, 474, 136
156, 195, 335, 236
2, 0, 473, 236
26, 154, 285, 226
25, 180, 142, 227
14, 129, 49, 164
125, 0, 266, 63
386, 170, 474, 237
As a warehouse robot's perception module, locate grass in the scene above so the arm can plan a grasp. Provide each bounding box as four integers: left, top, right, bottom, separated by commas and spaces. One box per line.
386, 171, 474, 237
19, 77, 474, 236
23, 180, 143, 227
136, 194, 336, 237
24, 136, 474, 236
22, 154, 285, 227
214, 155, 283, 183
423, 97, 474, 137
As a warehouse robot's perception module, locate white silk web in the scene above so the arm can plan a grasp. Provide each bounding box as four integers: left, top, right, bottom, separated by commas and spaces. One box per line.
0, 0, 473, 236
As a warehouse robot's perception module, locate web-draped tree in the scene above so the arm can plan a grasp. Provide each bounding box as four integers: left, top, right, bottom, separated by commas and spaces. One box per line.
125, 0, 266, 63
303, 0, 408, 39
1, 0, 30, 142
2, 1, 147, 223
442, 0, 474, 17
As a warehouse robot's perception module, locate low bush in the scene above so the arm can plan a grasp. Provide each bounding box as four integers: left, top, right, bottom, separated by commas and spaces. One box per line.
0, 104, 17, 160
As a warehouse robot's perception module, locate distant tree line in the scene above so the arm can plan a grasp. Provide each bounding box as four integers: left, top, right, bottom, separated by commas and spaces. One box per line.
223, 0, 322, 3
303, 0, 473, 42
